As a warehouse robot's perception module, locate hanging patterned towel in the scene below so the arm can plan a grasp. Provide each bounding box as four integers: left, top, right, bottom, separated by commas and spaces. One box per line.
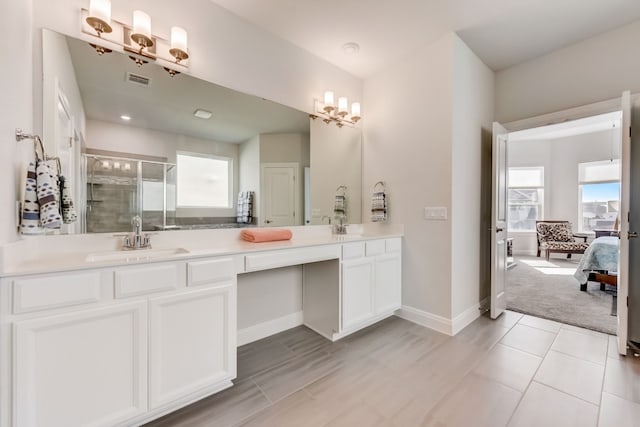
236, 191, 255, 224
36, 159, 62, 229
20, 162, 44, 235
59, 175, 78, 224
371, 190, 387, 222
333, 195, 346, 217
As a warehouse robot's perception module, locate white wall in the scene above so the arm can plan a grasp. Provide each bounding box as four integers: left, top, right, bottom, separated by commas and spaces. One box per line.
508, 129, 619, 254
0, 0, 33, 245
86, 119, 240, 217
496, 19, 640, 123
450, 36, 495, 319
363, 33, 455, 319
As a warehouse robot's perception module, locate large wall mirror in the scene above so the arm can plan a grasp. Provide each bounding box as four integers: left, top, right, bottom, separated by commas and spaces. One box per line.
41, 29, 362, 234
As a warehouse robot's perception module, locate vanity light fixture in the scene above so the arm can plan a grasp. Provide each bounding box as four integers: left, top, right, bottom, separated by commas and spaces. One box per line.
82, 1, 190, 76
311, 91, 362, 128
120, 115, 131, 121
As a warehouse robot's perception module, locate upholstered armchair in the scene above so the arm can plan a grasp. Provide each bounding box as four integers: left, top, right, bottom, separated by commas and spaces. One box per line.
536, 220, 589, 261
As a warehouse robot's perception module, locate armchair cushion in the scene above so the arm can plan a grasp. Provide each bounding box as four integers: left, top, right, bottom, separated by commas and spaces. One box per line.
537, 222, 574, 243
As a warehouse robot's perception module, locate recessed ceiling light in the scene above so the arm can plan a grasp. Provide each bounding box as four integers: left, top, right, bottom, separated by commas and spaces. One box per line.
194, 109, 213, 119
342, 42, 360, 55
120, 115, 131, 121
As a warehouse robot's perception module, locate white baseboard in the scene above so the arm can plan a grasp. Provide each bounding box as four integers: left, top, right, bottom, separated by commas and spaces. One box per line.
398, 297, 490, 337
451, 297, 489, 335
396, 305, 453, 336
237, 311, 304, 346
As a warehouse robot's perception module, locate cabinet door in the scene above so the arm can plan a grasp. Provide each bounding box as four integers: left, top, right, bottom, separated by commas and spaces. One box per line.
14, 302, 148, 427
149, 284, 237, 408
341, 258, 374, 331
374, 253, 402, 315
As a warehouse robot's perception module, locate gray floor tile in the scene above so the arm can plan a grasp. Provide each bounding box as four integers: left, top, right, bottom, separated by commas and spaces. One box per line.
603, 354, 640, 403
534, 350, 604, 404
454, 315, 511, 350
518, 314, 562, 333
238, 390, 333, 427
251, 349, 343, 402
551, 328, 608, 365
500, 324, 556, 356
508, 382, 598, 427
598, 392, 640, 427
236, 338, 297, 380
145, 379, 270, 427
473, 344, 542, 392
422, 373, 522, 427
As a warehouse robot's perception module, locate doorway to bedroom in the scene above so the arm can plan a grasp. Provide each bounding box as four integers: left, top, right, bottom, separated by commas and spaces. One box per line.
504, 111, 622, 335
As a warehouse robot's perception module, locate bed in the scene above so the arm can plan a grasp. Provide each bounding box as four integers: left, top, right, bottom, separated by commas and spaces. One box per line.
574, 236, 619, 291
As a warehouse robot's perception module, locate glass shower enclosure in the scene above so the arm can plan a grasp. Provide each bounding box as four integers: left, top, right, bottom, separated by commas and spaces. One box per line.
81, 154, 176, 233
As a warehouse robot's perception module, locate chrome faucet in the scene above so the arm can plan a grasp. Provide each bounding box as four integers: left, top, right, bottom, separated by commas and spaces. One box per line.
123, 215, 152, 250
333, 216, 348, 235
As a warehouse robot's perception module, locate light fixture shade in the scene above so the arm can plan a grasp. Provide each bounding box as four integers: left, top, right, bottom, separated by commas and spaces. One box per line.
338, 97, 348, 113
133, 10, 152, 38
170, 26, 189, 62
351, 102, 361, 121
171, 27, 188, 52
89, 0, 111, 23
324, 91, 335, 107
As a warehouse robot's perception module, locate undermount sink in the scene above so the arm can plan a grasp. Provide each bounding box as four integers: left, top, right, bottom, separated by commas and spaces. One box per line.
85, 247, 190, 263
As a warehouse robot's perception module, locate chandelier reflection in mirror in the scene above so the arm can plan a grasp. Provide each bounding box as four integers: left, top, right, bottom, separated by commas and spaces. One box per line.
82, 0, 189, 77
311, 91, 362, 128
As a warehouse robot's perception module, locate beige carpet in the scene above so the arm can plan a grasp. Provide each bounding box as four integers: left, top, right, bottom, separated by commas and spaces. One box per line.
506, 255, 617, 335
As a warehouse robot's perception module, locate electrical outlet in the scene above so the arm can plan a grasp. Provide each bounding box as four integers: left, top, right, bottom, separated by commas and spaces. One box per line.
424, 207, 447, 220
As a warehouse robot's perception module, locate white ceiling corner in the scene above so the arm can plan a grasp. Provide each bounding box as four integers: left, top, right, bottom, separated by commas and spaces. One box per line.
209, 0, 640, 77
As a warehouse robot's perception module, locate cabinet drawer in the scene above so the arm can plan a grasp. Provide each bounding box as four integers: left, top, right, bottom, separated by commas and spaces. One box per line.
188, 258, 235, 287
13, 271, 102, 314
385, 238, 402, 253
342, 242, 365, 260
365, 240, 386, 257
245, 245, 340, 272
115, 264, 180, 298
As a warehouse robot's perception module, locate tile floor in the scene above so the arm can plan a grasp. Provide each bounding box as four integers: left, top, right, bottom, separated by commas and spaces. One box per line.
146, 312, 640, 427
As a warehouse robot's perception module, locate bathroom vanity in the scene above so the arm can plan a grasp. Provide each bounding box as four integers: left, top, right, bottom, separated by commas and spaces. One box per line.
0, 226, 402, 426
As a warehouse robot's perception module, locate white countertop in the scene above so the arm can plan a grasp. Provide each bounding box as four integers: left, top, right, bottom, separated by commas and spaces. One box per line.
0, 224, 403, 277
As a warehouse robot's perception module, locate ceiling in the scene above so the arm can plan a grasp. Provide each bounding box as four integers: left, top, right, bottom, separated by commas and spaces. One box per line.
209, 0, 640, 77
66, 37, 309, 144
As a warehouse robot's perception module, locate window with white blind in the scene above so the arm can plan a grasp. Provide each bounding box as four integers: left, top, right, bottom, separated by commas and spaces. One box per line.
508, 167, 544, 231
578, 160, 620, 232
176, 152, 233, 208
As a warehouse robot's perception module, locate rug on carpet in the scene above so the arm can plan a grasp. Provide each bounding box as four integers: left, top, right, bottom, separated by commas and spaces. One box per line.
506, 256, 617, 335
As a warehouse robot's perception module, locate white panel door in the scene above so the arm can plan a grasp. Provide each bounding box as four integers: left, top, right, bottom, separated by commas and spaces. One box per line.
374, 253, 402, 315
262, 164, 296, 226
491, 122, 509, 319
149, 284, 237, 408
341, 257, 374, 331
14, 302, 148, 427
618, 91, 632, 355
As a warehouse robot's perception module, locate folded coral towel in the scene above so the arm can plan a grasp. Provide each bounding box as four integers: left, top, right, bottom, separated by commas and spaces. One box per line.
241, 228, 292, 243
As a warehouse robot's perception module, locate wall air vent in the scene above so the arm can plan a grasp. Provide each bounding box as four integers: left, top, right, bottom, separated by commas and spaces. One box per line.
125, 72, 151, 87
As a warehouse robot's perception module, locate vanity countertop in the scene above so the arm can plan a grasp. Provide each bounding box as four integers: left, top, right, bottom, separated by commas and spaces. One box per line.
0, 224, 403, 277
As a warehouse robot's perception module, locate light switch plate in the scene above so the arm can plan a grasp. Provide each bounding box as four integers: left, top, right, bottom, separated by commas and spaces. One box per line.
424, 207, 447, 220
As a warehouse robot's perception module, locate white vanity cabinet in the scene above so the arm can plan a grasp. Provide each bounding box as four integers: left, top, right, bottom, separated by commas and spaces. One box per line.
1, 256, 238, 427
149, 258, 237, 409
340, 238, 402, 336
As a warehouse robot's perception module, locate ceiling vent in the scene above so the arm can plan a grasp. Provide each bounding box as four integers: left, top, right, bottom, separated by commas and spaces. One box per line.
125, 72, 151, 87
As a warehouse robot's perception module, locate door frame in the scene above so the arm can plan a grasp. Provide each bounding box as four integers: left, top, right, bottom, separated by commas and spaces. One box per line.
260, 162, 300, 226
499, 94, 635, 354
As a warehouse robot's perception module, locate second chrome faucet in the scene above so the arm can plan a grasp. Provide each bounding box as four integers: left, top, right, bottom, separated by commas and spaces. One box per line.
123, 215, 152, 250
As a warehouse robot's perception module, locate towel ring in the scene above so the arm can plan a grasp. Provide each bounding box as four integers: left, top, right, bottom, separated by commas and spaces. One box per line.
374, 181, 386, 192
336, 185, 347, 196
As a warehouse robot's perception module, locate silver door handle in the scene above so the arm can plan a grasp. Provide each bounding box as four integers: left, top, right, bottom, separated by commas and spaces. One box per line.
264, 219, 272, 224
496, 228, 504, 233
629, 231, 638, 239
